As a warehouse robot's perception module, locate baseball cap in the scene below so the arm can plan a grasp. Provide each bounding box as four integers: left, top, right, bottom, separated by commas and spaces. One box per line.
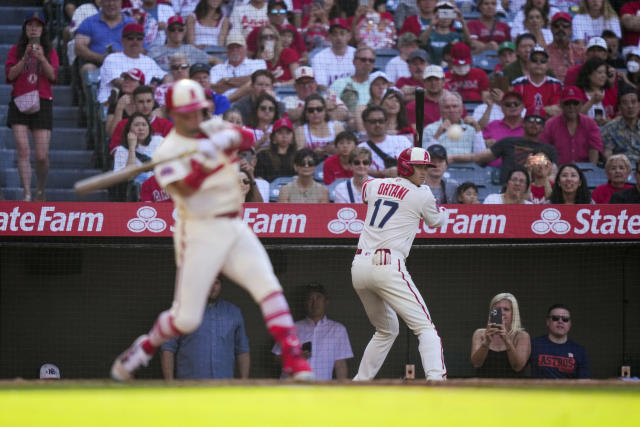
189, 62, 211, 76
226, 33, 246, 47
24, 11, 46, 25
498, 41, 515, 53
427, 144, 448, 160
122, 22, 144, 36
167, 15, 184, 27
451, 42, 472, 65
435, 1, 454, 9
120, 68, 145, 84
329, 18, 349, 31
626, 47, 640, 60
561, 85, 586, 103
398, 32, 418, 47
294, 66, 315, 81
368, 71, 390, 85
273, 117, 293, 133
525, 106, 547, 120
280, 24, 297, 35
529, 44, 549, 60
586, 37, 607, 51
502, 91, 523, 102
40, 363, 60, 379
551, 11, 571, 23
408, 49, 429, 63
423, 65, 445, 79
268, 0, 287, 10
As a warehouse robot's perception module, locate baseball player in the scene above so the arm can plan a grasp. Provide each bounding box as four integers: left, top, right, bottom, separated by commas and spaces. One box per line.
352, 147, 448, 381
111, 79, 313, 381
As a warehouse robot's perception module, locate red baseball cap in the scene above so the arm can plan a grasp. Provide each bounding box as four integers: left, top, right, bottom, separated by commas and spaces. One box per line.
551, 12, 571, 23
451, 42, 471, 65
329, 18, 349, 31
120, 68, 146, 84
525, 106, 547, 120
122, 23, 144, 36
561, 86, 586, 104
502, 91, 523, 101
167, 15, 184, 27
272, 117, 293, 133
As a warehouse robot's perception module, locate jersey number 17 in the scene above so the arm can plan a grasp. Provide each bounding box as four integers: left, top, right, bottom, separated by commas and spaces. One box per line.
369, 199, 399, 228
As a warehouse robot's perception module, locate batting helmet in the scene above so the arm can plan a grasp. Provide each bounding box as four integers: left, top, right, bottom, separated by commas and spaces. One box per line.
397, 147, 435, 177
165, 79, 211, 113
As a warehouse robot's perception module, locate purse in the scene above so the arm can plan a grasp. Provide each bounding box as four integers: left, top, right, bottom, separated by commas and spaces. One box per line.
14, 89, 40, 114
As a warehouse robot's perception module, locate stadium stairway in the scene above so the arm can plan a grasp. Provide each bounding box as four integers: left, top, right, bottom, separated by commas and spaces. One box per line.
0, 2, 107, 201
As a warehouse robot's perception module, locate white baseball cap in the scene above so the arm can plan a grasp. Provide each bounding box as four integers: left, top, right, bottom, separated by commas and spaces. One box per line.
423, 65, 445, 79
586, 37, 607, 51
40, 363, 61, 379
368, 71, 390, 85
294, 66, 315, 81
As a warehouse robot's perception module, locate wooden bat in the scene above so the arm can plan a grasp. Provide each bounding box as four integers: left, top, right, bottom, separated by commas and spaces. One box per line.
74, 150, 195, 196
415, 87, 425, 148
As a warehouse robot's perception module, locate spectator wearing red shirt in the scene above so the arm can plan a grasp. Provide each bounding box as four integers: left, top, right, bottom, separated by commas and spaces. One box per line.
444, 42, 489, 102
322, 131, 357, 185
397, 48, 430, 102
140, 175, 171, 202
254, 24, 299, 85
575, 57, 618, 125
468, 0, 511, 53
592, 154, 635, 203
540, 86, 602, 165
406, 65, 447, 127
621, 1, 640, 55
399, 0, 437, 38
564, 36, 608, 86
511, 45, 563, 117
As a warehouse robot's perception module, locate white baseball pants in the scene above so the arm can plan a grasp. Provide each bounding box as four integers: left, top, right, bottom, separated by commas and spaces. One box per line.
351, 250, 447, 381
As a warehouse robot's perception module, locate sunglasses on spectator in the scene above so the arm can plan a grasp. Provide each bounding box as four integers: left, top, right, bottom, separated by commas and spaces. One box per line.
525, 116, 544, 124
125, 34, 144, 41
352, 160, 371, 166
259, 105, 276, 112
366, 118, 386, 125
550, 315, 571, 322
261, 34, 276, 40
552, 22, 571, 29
270, 9, 287, 15
171, 64, 190, 70
356, 57, 375, 63
168, 26, 185, 32
306, 106, 324, 113
563, 100, 580, 106
239, 178, 251, 185
297, 159, 316, 167
530, 58, 548, 64
503, 101, 521, 108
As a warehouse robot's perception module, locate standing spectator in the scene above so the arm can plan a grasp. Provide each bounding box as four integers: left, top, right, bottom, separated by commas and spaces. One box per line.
229, 0, 269, 38
5, 12, 59, 202
254, 24, 300, 85
540, 86, 602, 165
295, 94, 345, 158
333, 147, 372, 203
602, 87, 640, 163
572, 0, 621, 45
549, 163, 592, 204
329, 47, 377, 112
161, 278, 250, 379
425, 144, 458, 203
231, 69, 282, 125
564, 36, 608, 86
113, 112, 163, 184
185, 0, 229, 48
483, 166, 533, 204
352, 5, 397, 50
456, 181, 479, 204
106, 68, 144, 136
471, 292, 531, 378
444, 42, 490, 102
385, 32, 418, 84
399, 0, 436, 38
591, 154, 634, 203
621, 1, 640, 56
278, 149, 330, 202
510, 0, 560, 42
310, 18, 356, 90
610, 160, 640, 203
255, 117, 297, 182
272, 283, 353, 380
188, 62, 231, 116
468, 0, 511, 53
501, 33, 554, 85
530, 304, 590, 379
247, 93, 280, 150
421, 1, 471, 67
396, 49, 429, 101
576, 57, 618, 124
518, 5, 553, 47
97, 23, 168, 104
148, 15, 212, 71
512, 45, 563, 117
405, 65, 446, 127
134, 0, 176, 49
322, 131, 357, 185
546, 12, 586, 83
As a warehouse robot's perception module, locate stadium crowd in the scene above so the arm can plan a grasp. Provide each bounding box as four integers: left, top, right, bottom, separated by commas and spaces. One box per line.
5, 0, 640, 203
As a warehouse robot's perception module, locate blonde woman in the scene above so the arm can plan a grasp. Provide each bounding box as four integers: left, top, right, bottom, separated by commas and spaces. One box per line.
255, 24, 299, 86
572, 0, 620, 45
471, 293, 531, 377
591, 154, 634, 203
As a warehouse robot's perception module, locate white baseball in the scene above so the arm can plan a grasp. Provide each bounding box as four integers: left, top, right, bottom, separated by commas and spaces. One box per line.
447, 124, 463, 141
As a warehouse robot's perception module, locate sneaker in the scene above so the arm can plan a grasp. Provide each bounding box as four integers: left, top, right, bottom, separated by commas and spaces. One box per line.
280, 334, 315, 382
111, 335, 152, 381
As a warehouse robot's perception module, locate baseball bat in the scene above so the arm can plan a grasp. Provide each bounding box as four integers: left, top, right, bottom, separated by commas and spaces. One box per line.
415, 87, 425, 148
74, 150, 195, 196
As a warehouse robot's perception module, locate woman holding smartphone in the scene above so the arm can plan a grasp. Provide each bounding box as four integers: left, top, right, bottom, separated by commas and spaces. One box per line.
470, 292, 531, 377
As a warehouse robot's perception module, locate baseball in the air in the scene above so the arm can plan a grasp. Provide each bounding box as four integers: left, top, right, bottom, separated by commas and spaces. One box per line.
447, 124, 463, 140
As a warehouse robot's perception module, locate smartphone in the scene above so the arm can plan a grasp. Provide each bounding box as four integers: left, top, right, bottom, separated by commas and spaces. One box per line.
594, 108, 604, 118
359, 0, 369, 7
490, 307, 502, 326
28, 36, 40, 45
302, 342, 312, 352
438, 8, 456, 19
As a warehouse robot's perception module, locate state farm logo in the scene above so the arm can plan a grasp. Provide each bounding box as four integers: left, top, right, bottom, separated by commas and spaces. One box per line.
531, 208, 570, 235
328, 208, 364, 234
127, 206, 167, 233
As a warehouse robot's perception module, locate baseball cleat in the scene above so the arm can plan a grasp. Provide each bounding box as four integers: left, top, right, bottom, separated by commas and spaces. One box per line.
291, 360, 315, 382
110, 335, 152, 381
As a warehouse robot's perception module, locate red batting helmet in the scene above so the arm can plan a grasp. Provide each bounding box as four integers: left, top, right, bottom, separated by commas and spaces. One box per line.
397, 147, 435, 177
165, 79, 211, 113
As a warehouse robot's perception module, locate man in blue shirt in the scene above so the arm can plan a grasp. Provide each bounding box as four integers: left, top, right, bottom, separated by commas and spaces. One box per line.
530, 304, 590, 379
161, 278, 250, 379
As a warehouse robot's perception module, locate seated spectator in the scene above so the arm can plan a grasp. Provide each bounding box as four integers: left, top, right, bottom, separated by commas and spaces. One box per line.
530, 304, 590, 379
239, 169, 264, 202
483, 166, 533, 204
272, 283, 353, 380
129, 0, 175, 49
501, 33, 554, 85
394, 0, 420, 29
512, 45, 563, 117
148, 15, 213, 71
603, 30, 625, 68
591, 154, 634, 203
423, 91, 485, 156
425, 144, 459, 203
209, 34, 267, 102
64, 0, 99, 65
399, 0, 436, 39
470, 292, 531, 378
231, 69, 282, 125
97, 23, 168, 104
255, 117, 297, 182
621, 1, 640, 56
358, 105, 413, 177
617, 48, 640, 90
456, 181, 479, 204
510, 0, 560, 43
354, 72, 392, 133
235, 142, 270, 202
171, 0, 200, 19
541, 86, 603, 165
254, 24, 300, 85
229, 0, 269, 38
444, 42, 490, 102
278, 149, 330, 202
329, 47, 376, 113
518, 5, 553, 47
334, 147, 373, 203
381, 89, 417, 144
602, 88, 640, 163
406, 65, 447, 127
610, 160, 640, 203
421, 1, 471, 67
113, 112, 163, 184
449, 107, 558, 184
396, 49, 430, 102
185, 0, 229, 49
468, 0, 511, 53
140, 175, 171, 202
572, 0, 621, 45
106, 68, 144, 137
545, 12, 586, 83
526, 149, 555, 203
495, 41, 516, 74
473, 87, 507, 129
295, 94, 345, 159
323, 131, 357, 185
549, 163, 593, 204
223, 107, 243, 126
300, 0, 341, 51
153, 53, 190, 108
564, 36, 609, 85
248, 93, 280, 150
310, 18, 356, 90
480, 91, 526, 167
576, 57, 618, 125
187, 62, 230, 116
353, 5, 397, 50
385, 32, 419, 84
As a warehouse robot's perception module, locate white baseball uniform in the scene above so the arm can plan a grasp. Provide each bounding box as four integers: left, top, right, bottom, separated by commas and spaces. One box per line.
351, 177, 448, 381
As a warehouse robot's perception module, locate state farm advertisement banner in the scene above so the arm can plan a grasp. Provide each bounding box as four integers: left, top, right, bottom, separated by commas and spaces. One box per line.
1, 202, 640, 239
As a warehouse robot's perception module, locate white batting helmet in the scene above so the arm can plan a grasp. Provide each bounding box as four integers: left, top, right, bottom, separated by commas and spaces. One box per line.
165, 79, 211, 113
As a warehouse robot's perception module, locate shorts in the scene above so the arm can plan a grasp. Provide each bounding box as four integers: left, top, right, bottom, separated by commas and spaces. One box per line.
6, 98, 53, 130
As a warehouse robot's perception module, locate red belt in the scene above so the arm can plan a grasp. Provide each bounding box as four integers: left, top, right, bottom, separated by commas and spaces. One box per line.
356, 248, 390, 254
216, 211, 239, 219
356, 249, 362, 254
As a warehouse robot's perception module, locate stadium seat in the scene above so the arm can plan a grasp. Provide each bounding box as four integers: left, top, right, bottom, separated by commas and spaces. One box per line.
269, 176, 295, 202
445, 162, 491, 186
464, 101, 482, 115
328, 178, 348, 202
575, 162, 608, 189
477, 183, 502, 203
275, 85, 296, 98
472, 50, 499, 73
314, 161, 324, 182
374, 48, 399, 72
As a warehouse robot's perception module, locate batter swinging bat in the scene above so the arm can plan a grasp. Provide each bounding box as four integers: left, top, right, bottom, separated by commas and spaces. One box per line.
415, 87, 425, 148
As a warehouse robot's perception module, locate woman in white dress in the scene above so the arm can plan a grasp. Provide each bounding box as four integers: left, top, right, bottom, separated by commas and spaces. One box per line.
483, 166, 533, 204
186, 0, 229, 48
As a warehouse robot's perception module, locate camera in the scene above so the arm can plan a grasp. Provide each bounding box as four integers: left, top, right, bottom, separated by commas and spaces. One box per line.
438, 8, 456, 19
